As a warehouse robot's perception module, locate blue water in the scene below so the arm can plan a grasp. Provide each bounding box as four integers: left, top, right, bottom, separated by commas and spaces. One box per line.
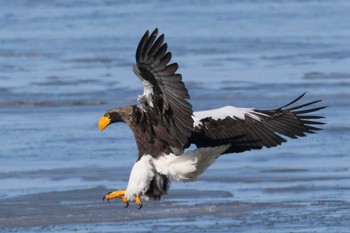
1, 1, 350, 232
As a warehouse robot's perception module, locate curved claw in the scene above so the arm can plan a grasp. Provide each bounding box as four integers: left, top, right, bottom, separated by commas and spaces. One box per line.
103, 192, 113, 202
103, 190, 140, 209
124, 202, 129, 208
135, 196, 142, 209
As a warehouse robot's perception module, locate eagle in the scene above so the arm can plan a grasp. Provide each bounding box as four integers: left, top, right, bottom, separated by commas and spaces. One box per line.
98, 29, 325, 209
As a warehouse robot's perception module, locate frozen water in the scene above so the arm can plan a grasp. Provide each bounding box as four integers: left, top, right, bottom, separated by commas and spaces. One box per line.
0, 0, 349, 232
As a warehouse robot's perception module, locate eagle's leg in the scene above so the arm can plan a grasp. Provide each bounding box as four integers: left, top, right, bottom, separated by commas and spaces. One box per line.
135, 195, 142, 209
103, 190, 129, 208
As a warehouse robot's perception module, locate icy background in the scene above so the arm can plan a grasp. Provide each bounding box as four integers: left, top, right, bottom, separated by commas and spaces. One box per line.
0, 1, 349, 232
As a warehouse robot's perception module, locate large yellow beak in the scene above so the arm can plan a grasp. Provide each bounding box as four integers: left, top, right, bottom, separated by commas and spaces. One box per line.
98, 116, 111, 131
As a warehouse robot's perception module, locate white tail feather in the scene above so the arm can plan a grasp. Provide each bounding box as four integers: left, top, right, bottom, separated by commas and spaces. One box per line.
154, 144, 230, 182
124, 145, 230, 200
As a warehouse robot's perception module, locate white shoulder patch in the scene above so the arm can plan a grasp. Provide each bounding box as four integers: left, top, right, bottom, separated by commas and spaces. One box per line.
137, 79, 154, 108
134, 64, 154, 109
192, 106, 267, 127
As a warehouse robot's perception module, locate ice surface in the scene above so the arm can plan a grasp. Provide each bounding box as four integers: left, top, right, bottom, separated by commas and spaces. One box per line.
0, 0, 349, 232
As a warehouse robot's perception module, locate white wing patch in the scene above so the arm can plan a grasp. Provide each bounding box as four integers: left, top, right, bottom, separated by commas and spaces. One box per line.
193, 106, 267, 127
133, 64, 154, 109
137, 79, 154, 108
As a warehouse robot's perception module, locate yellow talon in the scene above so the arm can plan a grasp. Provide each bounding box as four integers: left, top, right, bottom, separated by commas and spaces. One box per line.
103, 190, 142, 209
135, 196, 142, 209
103, 190, 129, 207
103, 190, 126, 201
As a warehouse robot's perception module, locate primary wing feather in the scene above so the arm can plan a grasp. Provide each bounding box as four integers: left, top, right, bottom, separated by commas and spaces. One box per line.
190, 93, 326, 154
133, 29, 193, 152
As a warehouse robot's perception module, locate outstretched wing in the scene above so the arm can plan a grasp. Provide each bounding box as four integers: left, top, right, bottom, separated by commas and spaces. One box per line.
133, 29, 193, 151
190, 93, 326, 154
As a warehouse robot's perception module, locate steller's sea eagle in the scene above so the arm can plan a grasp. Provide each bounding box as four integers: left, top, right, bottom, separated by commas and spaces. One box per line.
98, 29, 326, 209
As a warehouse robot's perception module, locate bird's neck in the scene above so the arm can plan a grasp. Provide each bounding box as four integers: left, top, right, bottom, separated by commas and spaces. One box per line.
117, 105, 134, 125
